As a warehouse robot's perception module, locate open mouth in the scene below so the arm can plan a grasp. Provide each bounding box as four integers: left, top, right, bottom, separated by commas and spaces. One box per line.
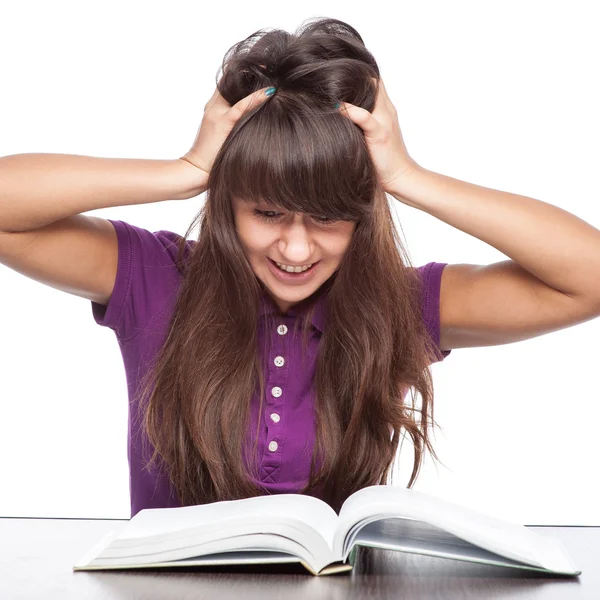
267, 257, 321, 281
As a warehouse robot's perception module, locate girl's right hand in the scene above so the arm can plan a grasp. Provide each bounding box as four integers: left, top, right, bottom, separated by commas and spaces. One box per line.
179, 85, 275, 190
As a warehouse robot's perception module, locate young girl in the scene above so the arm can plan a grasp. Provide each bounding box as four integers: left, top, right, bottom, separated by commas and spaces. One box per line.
1, 18, 599, 519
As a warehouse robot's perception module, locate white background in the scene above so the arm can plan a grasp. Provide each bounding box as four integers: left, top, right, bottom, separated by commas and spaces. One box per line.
0, 1, 598, 523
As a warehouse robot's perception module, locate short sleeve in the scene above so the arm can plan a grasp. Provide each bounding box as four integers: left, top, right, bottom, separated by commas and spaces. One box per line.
416, 262, 452, 363
91, 219, 192, 341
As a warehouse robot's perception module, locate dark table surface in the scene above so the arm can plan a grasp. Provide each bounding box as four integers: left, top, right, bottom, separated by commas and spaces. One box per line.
0, 517, 598, 599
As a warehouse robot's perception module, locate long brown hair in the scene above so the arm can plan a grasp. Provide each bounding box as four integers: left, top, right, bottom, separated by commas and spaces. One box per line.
138, 17, 443, 513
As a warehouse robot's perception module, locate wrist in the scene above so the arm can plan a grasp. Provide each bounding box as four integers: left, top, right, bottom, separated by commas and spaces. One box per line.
387, 162, 429, 208
174, 157, 209, 199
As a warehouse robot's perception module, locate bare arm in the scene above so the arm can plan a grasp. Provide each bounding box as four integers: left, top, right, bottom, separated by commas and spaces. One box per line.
0, 153, 207, 233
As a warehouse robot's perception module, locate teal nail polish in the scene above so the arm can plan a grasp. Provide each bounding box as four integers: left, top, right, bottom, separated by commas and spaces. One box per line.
265, 87, 276, 96
334, 102, 340, 109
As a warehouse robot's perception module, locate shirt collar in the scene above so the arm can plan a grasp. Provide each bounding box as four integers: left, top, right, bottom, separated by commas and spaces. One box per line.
258, 284, 328, 333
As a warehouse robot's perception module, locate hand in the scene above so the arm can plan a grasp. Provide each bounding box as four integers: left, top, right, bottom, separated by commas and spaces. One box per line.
179, 85, 274, 190
337, 77, 419, 194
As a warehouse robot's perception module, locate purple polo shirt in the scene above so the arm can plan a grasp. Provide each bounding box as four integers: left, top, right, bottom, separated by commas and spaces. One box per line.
91, 220, 451, 518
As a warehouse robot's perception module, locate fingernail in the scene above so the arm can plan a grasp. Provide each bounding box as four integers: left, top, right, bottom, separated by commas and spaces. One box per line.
334, 102, 341, 109
265, 87, 276, 96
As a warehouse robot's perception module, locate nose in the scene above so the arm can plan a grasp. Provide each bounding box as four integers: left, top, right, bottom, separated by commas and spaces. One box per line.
278, 214, 314, 265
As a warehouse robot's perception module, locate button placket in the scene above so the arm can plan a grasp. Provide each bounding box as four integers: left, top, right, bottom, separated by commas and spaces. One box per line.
260, 320, 290, 480
270, 355, 284, 426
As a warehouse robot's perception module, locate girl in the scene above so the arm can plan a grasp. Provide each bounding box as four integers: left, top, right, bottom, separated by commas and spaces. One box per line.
1, 18, 599, 518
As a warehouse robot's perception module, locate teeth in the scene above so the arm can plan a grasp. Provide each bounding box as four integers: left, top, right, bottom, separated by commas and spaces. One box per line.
275, 261, 313, 273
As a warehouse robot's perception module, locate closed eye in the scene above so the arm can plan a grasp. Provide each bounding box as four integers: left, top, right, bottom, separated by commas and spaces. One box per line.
252, 209, 336, 225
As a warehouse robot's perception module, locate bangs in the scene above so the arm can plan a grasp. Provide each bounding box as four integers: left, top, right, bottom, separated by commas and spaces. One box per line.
220, 94, 375, 221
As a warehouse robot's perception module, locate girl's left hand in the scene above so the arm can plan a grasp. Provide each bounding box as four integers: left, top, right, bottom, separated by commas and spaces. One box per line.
338, 77, 419, 194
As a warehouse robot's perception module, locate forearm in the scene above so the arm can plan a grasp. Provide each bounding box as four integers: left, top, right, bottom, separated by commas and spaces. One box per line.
0, 153, 207, 233
390, 165, 600, 302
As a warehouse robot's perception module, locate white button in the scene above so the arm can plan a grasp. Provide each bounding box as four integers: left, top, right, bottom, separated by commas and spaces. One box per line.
270, 412, 280, 423
268, 440, 278, 452
274, 356, 284, 367
271, 386, 282, 398
277, 324, 288, 335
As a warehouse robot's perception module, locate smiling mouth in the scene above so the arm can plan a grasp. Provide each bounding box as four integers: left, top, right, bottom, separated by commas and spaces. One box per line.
268, 257, 320, 269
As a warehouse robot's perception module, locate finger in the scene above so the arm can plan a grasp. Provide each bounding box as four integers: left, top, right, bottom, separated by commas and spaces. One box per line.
338, 102, 383, 139
228, 87, 274, 120
376, 78, 396, 113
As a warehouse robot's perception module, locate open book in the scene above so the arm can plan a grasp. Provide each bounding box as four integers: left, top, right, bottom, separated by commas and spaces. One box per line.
73, 485, 581, 577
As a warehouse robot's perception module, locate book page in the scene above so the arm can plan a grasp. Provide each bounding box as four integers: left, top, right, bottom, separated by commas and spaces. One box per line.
117, 494, 339, 549
333, 485, 578, 573
349, 517, 571, 573
86, 533, 316, 568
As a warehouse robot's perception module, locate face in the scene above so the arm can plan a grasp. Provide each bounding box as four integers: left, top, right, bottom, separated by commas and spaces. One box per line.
232, 197, 357, 313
